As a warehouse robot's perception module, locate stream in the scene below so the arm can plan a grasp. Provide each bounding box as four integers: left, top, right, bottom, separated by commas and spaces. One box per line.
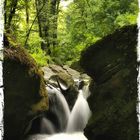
25, 65, 91, 140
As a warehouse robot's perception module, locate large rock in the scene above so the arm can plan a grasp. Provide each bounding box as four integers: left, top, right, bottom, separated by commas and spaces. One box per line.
3, 34, 48, 140
80, 25, 138, 140
43, 64, 90, 105
42, 64, 82, 109
42, 64, 81, 81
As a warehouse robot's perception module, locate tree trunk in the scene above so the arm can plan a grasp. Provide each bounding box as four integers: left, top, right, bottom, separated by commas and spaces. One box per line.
35, 0, 51, 54
25, 0, 30, 33
35, 0, 60, 56
49, 0, 60, 49
7, 0, 18, 28
4, 0, 7, 25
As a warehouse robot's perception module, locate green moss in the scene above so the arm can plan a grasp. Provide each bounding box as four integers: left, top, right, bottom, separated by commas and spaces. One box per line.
80, 25, 137, 84
81, 25, 138, 140
4, 34, 48, 140
50, 72, 78, 110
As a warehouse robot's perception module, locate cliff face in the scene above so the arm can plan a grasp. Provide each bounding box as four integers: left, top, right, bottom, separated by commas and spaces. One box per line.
3, 34, 48, 140
80, 25, 139, 140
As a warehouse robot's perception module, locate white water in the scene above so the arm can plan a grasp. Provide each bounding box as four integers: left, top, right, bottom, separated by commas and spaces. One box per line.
27, 132, 88, 140
47, 84, 70, 131
40, 118, 55, 134
66, 90, 91, 132
27, 82, 91, 140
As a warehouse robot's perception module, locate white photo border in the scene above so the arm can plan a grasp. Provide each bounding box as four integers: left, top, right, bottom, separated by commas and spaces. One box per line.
0, 0, 140, 140
0, 0, 4, 140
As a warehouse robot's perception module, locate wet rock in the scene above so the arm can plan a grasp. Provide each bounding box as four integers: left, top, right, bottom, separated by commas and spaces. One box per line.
3, 34, 48, 140
42, 64, 81, 81
42, 64, 79, 109
63, 65, 81, 80
42, 64, 90, 109
80, 25, 138, 140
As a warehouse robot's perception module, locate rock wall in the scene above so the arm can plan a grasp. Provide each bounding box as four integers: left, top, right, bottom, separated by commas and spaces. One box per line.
3, 34, 48, 140
80, 25, 139, 140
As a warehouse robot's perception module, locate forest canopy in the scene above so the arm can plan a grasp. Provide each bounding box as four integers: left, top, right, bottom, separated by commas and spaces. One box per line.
4, 0, 138, 66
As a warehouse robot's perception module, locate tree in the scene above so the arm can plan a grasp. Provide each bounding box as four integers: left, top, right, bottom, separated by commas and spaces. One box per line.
5, 0, 19, 29
25, 0, 29, 34
56, 0, 138, 65
4, 0, 138, 66
35, 0, 60, 55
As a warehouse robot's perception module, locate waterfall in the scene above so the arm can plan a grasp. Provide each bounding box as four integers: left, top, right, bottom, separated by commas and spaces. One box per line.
47, 84, 70, 131
26, 80, 91, 140
40, 117, 55, 134
66, 90, 91, 132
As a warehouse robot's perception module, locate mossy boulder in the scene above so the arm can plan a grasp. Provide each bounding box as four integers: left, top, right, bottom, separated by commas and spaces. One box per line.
43, 64, 80, 109
3, 34, 48, 140
80, 25, 139, 140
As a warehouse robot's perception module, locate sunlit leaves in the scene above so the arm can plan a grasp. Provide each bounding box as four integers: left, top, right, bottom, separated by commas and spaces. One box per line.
5, 0, 138, 66
56, 0, 138, 65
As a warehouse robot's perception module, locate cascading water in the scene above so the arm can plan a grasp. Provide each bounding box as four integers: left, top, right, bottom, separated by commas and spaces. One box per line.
40, 117, 55, 134
26, 80, 91, 140
66, 89, 91, 132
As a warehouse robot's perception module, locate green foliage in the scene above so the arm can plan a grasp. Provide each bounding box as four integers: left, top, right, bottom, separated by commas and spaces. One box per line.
27, 33, 49, 66
115, 13, 138, 27
5, 0, 138, 66
56, 0, 138, 65
30, 48, 48, 67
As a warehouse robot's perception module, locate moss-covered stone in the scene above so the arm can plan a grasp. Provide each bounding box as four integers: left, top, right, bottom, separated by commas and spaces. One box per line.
48, 73, 78, 110
80, 25, 138, 140
43, 64, 83, 110
3, 34, 48, 140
